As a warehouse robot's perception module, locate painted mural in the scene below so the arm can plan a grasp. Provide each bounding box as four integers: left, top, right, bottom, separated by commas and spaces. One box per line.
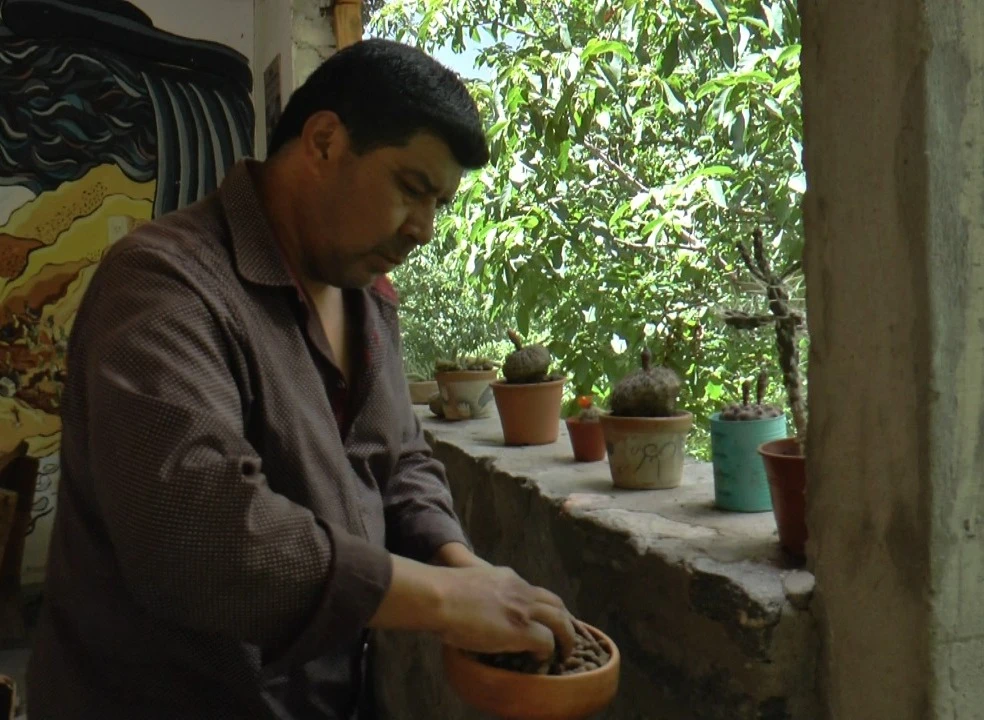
0, 0, 255, 585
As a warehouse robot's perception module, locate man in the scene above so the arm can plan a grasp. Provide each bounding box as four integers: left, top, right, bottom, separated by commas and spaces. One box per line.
28, 39, 575, 719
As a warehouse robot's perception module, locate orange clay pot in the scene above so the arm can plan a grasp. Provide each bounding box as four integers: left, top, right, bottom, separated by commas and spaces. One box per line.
443, 623, 621, 720
565, 417, 606, 462
758, 437, 807, 559
491, 379, 565, 446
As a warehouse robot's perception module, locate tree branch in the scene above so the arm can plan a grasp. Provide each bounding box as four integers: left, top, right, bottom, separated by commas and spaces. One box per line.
582, 141, 649, 194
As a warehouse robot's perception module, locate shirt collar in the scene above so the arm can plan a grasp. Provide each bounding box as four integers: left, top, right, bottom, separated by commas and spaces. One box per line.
219, 159, 294, 288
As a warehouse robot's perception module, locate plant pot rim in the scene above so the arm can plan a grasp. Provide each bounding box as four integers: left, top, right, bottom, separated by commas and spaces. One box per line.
443, 623, 619, 684
435, 369, 499, 381
490, 378, 567, 388
600, 410, 693, 422
566, 415, 602, 424
757, 436, 805, 459
710, 411, 785, 424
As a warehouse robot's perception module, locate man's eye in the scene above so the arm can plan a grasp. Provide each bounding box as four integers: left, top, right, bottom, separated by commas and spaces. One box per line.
401, 181, 424, 198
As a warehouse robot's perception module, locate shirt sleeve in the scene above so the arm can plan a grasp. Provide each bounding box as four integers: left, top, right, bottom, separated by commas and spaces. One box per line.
78, 243, 391, 667
378, 321, 471, 562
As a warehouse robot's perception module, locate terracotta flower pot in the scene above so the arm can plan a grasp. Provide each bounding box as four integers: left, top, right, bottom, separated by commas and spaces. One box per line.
407, 379, 438, 405
435, 369, 498, 420
491, 379, 565, 446
443, 623, 621, 720
758, 437, 807, 559
565, 417, 606, 462
600, 412, 693, 489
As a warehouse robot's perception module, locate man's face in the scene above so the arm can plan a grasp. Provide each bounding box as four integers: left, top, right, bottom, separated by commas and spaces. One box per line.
294, 115, 464, 288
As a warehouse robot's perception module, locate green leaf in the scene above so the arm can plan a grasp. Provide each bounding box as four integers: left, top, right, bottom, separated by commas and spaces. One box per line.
776, 43, 802, 66
661, 35, 680, 76
695, 0, 729, 24
582, 39, 634, 64
706, 179, 728, 208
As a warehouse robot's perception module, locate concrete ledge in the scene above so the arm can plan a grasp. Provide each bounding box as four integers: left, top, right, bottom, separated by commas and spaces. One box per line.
374, 409, 819, 720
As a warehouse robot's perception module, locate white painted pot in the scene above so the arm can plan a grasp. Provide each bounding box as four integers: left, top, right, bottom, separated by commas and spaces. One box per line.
600, 412, 693, 489
407, 379, 438, 405
434, 370, 498, 420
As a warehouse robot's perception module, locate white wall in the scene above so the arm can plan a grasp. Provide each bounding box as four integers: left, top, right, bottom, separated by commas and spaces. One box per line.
136, 0, 255, 59
252, 0, 294, 158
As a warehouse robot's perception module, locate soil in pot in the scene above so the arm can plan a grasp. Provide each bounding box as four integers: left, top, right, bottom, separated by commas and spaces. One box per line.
476, 623, 611, 676
758, 437, 807, 559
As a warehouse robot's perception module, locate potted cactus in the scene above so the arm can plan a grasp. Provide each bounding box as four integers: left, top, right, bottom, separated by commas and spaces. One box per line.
710, 371, 787, 512
721, 228, 807, 558
565, 395, 606, 462
405, 360, 439, 405
600, 348, 692, 489
491, 330, 566, 445
434, 356, 499, 421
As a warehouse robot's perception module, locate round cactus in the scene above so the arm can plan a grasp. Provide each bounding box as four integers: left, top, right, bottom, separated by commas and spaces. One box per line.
609, 349, 682, 417
502, 329, 552, 384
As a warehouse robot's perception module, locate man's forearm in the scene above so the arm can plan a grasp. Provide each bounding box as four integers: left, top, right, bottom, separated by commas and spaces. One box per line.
430, 541, 490, 568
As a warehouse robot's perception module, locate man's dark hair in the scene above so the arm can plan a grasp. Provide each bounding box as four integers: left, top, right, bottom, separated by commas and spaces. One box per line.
267, 38, 489, 168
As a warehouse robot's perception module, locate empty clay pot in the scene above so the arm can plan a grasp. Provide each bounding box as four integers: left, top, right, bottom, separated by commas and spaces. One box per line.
600, 412, 693, 489
407, 379, 438, 405
758, 437, 807, 559
565, 418, 606, 462
491, 379, 565, 446
443, 623, 620, 720
435, 370, 498, 420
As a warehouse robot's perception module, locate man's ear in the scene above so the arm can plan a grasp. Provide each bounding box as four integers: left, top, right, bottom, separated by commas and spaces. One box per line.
300, 111, 344, 163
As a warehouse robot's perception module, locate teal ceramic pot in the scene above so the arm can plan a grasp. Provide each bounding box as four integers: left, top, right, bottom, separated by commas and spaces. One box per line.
710, 412, 788, 512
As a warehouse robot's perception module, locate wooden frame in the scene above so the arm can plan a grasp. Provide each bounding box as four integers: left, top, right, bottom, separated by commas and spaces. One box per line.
332, 0, 363, 49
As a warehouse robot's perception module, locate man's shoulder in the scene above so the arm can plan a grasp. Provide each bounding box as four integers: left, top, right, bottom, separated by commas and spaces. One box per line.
103, 195, 234, 281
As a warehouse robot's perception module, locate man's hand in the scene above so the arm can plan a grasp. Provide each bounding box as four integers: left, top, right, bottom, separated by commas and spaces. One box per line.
438, 565, 576, 661
369, 555, 576, 662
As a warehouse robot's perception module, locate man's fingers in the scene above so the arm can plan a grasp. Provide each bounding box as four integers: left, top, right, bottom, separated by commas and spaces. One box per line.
531, 603, 576, 659
532, 586, 566, 610
525, 621, 556, 662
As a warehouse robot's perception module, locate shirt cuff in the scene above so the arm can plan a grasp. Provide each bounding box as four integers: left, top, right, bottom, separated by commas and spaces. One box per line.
261, 522, 392, 678
396, 509, 472, 563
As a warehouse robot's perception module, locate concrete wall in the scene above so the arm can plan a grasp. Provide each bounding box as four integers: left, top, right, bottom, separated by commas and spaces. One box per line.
800, 0, 984, 717
374, 412, 820, 720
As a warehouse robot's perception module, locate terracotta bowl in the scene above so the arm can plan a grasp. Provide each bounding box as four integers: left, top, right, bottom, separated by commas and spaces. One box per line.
442, 624, 621, 720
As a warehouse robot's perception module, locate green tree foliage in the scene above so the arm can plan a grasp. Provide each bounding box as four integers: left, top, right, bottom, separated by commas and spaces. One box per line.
374, 0, 806, 457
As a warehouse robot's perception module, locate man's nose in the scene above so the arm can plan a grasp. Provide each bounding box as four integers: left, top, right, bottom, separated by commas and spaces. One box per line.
403, 202, 436, 246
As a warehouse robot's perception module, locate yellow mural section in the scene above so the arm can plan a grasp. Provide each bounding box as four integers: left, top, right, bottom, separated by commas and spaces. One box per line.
0, 163, 156, 459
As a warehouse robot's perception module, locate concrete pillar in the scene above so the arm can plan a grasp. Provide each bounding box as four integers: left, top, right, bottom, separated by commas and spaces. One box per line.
800, 1, 984, 718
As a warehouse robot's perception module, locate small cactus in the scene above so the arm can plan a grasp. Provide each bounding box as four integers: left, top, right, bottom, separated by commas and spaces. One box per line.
435, 357, 498, 373
502, 329, 553, 383
719, 370, 784, 421
575, 395, 602, 422
609, 348, 682, 418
